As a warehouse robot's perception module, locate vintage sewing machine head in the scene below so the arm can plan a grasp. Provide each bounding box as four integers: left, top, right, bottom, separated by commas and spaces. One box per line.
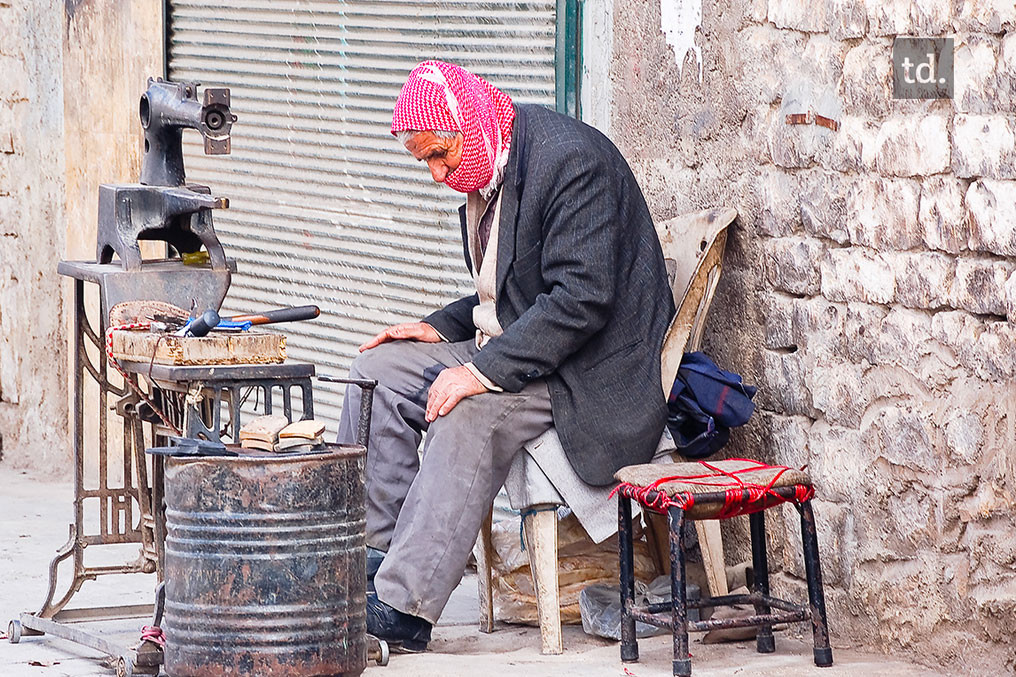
91, 78, 238, 318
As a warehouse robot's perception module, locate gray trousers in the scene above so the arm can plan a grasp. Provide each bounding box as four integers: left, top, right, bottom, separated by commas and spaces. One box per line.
337, 339, 553, 623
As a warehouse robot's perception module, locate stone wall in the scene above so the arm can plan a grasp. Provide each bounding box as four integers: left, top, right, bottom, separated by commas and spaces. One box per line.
0, 0, 68, 473
613, 0, 1015, 672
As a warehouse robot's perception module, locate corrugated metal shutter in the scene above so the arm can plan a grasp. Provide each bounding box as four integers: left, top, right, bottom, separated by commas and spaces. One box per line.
167, 0, 557, 431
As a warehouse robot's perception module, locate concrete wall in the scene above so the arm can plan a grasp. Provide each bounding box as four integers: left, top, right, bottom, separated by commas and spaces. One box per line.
0, 0, 67, 473
612, 0, 1015, 672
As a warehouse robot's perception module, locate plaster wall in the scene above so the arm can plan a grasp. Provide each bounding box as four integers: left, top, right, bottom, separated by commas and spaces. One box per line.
611, 0, 1016, 671
0, 0, 162, 476
0, 0, 68, 474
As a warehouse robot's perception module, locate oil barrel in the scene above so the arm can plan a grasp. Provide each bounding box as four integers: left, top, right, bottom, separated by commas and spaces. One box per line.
162, 445, 366, 677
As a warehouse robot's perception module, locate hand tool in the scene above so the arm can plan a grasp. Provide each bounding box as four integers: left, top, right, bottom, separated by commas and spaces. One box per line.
228, 304, 320, 326
173, 309, 220, 337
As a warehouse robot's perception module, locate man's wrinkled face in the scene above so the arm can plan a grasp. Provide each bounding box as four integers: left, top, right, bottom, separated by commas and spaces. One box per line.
404, 131, 464, 184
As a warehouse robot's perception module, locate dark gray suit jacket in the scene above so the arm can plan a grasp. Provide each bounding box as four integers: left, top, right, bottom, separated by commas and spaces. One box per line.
424, 104, 675, 486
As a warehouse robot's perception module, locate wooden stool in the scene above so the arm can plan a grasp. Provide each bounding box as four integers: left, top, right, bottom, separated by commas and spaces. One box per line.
613, 459, 833, 676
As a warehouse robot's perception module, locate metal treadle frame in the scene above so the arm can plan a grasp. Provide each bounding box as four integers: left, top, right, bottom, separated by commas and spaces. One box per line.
9, 272, 316, 676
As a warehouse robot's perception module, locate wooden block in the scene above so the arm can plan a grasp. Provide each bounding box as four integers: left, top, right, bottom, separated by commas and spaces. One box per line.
696, 520, 729, 597
239, 415, 289, 444
279, 419, 326, 440
110, 329, 286, 366
275, 435, 323, 452
240, 438, 276, 452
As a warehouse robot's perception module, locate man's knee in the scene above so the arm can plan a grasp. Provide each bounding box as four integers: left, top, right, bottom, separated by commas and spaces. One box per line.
349, 341, 409, 381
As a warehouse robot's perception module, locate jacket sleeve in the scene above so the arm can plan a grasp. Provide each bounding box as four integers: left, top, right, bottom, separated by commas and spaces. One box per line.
424, 294, 479, 342
471, 149, 620, 392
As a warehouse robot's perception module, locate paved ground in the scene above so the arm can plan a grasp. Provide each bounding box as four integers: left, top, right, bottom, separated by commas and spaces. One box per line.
0, 468, 951, 676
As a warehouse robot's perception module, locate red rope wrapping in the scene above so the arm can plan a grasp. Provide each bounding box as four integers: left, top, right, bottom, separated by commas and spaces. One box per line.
105, 323, 181, 435
609, 458, 815, 519
139, 625, 166, 648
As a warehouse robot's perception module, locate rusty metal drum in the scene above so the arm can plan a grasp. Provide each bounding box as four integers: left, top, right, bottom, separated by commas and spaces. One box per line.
162, 446, 367, 677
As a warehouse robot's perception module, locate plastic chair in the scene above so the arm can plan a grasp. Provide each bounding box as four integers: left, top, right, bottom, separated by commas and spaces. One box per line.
476, 207, 738, 653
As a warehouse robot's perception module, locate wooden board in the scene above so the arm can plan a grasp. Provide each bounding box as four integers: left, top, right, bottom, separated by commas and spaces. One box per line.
111, 329, 286, 365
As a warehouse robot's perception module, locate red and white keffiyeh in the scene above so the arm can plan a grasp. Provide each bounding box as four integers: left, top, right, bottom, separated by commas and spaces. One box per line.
391, 61, 515, 197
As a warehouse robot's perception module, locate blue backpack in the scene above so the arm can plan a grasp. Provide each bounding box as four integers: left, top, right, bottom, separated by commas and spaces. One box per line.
666, 352, 757, 459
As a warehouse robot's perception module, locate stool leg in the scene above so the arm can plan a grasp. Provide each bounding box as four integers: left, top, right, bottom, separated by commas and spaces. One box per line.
800, 501, 833, 667
476, 506, 495, 633
618, 496, 638, 663
668, 506, 691, 677
524, 508, 563, 655
749, 511, 775, 653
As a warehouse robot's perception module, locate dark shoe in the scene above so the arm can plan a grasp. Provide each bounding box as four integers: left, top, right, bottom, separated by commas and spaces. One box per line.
366, 594, 432, 652
366, 547, 385, 594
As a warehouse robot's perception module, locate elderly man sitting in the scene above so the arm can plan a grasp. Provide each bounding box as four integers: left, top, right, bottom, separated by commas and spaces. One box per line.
336, 61, 675, 652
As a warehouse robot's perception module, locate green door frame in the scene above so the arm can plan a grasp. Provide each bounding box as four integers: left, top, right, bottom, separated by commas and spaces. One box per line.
555, 0, 582, 118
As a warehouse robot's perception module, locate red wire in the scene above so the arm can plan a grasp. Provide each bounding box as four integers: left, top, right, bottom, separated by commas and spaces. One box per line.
610, 459, 812, 518
105, 323, 181, 435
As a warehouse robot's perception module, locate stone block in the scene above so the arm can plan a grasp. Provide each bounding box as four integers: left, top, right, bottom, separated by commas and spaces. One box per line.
919, 176, 970, 254
870, 307, 936, 369
829, 0, 867, 39
757, 412, 811, 468
765, 236, 826, 296
809, 359, 865, 426
862, 404, 937, 470
768, 0, 829, 32
999, 33, 1016, 112
911, 0, 953, 34
759, 348, 815, 417
840, 41, 893, 118
932, 311, 1016, 381
845, 178, 922, 250
793, 296, 847, 358
800, 169, 850, 243
739, 27, 808, 107
965, 179, 1016, 256
802, 34, 849, 84
944, 409, 985, 465
821, 247, 896, 304
874, 116, 951, 177
757, 166, 801, 236
867, 0, 911, 36
781, 500, 850, 586
976, 322, 1016, 378
806, 421, 867, 502
1006, 270, 1016, 323
816, 115, 876, 173
746, 0, 768, 22
952, 114, 1016, 180
953, 0, 1016, 33
843, 301, 889, 363
770, 94, 841, 170
953, 36, 1001, 115
890, 251, 955, 310
950, 256, 1016, 316
760, 292, 797, 349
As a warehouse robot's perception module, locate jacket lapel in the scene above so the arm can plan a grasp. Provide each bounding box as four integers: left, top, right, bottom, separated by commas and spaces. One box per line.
495, 107, 525, 300
457, 203, 473, 272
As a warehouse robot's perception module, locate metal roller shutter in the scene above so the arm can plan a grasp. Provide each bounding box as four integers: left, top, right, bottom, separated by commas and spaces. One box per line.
166, 0, 558, 431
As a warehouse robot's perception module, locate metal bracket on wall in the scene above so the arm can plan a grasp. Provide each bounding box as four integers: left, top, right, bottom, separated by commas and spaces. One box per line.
785, 110, 840, 132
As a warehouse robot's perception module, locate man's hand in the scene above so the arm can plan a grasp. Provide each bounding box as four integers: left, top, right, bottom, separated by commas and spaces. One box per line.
359, 322, 442, 352
426, 365, 487, 422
